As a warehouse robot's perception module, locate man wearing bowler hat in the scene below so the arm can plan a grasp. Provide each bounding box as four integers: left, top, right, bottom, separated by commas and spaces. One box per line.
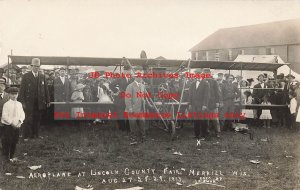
18, 58, 50, 140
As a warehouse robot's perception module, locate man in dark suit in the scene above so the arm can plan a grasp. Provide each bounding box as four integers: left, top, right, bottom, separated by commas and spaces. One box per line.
282, 74, 295, 128
253, 74, 270, 104
53, 67, 70, 118
221, 74, 240, 130
110, 65, 133, 132
203, 68, 221, 137
188, 69, 210, 139
0, 78, 9, 116
0, 78, 9, 153
54, 67, 70, 102
18, 58, 50, 140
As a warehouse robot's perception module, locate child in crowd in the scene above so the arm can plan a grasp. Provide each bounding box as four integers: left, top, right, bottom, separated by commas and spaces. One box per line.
71, 83, 85, 119
290, 91, 298, 130
260, 95, 272, 128
241, 90, 254, 125
1, 87, 25, 161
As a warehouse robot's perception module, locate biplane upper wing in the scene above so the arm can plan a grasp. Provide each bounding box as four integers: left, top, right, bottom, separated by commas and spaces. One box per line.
9, 55, 288, 71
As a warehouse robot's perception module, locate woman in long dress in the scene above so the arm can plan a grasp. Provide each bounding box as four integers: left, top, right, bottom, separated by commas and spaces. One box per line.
94, 79, 113, 124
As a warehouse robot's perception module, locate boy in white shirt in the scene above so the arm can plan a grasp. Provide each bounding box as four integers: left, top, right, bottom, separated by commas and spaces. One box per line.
1, 87, 25, 161
289, 91, 297, 130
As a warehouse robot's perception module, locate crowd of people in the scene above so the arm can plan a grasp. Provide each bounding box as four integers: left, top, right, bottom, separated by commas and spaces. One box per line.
0, 57, 299, 161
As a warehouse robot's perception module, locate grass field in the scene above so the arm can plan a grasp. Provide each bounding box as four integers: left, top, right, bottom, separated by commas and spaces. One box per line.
0, 121, 299, 190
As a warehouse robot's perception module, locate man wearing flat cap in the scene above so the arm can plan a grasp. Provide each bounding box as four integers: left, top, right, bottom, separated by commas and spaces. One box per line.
18, 58, 50, 140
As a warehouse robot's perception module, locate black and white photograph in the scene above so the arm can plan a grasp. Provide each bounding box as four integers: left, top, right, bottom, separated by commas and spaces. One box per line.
0, 0, 300, 189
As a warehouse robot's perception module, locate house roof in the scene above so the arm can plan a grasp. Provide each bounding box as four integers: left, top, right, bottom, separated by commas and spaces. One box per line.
190, 18, 300, 51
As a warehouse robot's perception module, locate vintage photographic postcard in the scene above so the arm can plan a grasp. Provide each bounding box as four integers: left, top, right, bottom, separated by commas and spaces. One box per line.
0, 0, 299, 189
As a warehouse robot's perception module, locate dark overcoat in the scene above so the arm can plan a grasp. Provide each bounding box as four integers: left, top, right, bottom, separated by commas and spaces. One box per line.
18, 72, 50, 111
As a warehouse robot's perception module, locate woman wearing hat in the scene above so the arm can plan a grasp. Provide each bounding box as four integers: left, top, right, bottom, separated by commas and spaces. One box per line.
70, 83, 85, 119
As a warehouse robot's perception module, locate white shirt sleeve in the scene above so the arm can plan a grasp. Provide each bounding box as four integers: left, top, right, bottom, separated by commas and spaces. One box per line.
1, 102, 12, 125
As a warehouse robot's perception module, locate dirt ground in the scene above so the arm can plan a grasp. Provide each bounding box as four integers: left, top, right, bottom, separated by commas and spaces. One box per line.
0, 121, 299, 190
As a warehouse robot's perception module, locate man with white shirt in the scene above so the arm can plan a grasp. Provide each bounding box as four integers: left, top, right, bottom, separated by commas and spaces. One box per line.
54, 67, 70, 102
53, 67, 71, 123
188, 69, 210, 139
18, 58, 50, 140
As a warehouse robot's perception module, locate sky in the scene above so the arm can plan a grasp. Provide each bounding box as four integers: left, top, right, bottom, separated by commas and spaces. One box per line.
0, 0, 300, 65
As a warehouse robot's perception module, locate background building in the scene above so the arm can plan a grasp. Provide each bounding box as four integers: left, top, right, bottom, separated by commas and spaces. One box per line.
189, 18, 300, 72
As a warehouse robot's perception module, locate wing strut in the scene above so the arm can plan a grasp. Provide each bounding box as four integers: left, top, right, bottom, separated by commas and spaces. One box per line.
175, 59, 191, 127
124, 58, 169, 130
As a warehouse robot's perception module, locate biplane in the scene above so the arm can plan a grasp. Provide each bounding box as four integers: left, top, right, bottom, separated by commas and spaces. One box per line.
8, 55, 290, 139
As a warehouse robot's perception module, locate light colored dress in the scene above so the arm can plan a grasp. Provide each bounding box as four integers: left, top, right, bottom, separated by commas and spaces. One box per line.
241, 96, 254, 118
97, 86, 113, 103
71, 91, 84, 119
259, 102, 272, 120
